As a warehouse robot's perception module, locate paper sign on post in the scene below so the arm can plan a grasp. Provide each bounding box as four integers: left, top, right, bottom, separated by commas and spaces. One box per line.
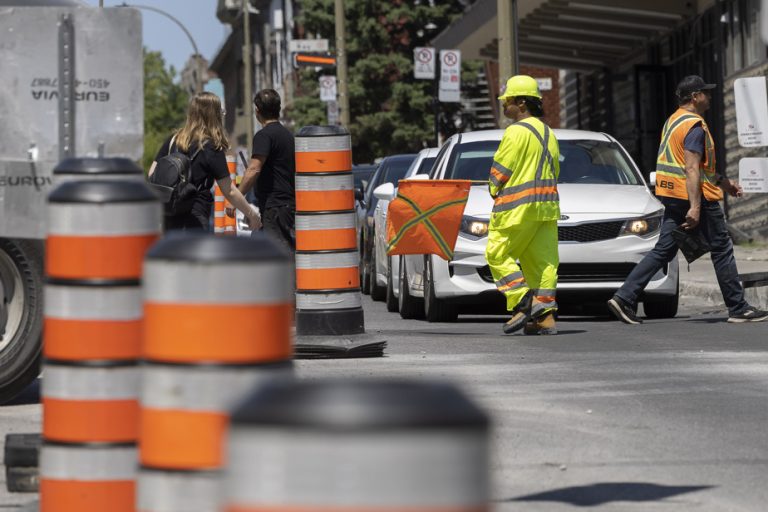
414, 47, 435, 79
734, 77, 768, 147
739, 158, 768, 193
438, 49, 461, 103
327, 100, 339, 125
319, 75, 337, 102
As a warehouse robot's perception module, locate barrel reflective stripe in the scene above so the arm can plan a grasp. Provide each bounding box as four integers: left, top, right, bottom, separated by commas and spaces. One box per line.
296, 291, 362, 310
295, 135, 352, 153
296, 251, 359, 290
46, 285, 142, 319
47, 203, 162, 235
144, 261, 293, 303
140, 364, 292, 469
225, 429, 488, 509
40, 445, 136, 512
295, 174, 354, 211
43, 365, 138, 442
295, 135, 352, 175
138, 471, 220, 512
295, 212, 357, 251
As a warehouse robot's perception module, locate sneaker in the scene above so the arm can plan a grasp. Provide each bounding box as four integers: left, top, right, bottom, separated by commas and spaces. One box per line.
607, 296, 643, 325
727, 306, 768, 323
523, 312, 557, 335
503, 290, 533, 334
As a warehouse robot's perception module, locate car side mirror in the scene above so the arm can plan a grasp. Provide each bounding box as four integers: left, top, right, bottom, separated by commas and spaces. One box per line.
354, 185, 364, 201
648, 171, 657, 190
410, 173, 430, 181
373, 182, 396, 201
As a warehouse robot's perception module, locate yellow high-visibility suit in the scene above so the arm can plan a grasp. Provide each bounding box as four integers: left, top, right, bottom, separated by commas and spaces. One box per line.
485, 117, 560, 315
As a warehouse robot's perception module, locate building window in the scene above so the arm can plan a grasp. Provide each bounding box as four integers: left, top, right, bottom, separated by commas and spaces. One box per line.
723, 0, 768, 76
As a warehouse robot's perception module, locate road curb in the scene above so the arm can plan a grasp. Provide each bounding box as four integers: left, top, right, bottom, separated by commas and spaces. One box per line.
680, 281, 768, 310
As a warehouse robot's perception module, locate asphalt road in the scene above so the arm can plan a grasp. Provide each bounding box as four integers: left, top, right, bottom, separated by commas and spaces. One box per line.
2, 293, 767, 511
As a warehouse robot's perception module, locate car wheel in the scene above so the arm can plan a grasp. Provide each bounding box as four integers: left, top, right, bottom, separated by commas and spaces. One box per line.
643, 280, 679, 319
385, 256, 398, 312
0, 239, 43, 404
370, 250, 386, 301
398, 256, 424, 319
424, 256, 458, 323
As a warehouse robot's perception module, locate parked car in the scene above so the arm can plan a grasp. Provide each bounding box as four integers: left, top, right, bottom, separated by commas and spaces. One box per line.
383, 129, 678, 322
370, 148, 439, 308
358, 154, 417, 295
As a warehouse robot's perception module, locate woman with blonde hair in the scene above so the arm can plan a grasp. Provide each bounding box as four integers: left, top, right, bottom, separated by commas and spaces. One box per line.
149, 92, 261, 231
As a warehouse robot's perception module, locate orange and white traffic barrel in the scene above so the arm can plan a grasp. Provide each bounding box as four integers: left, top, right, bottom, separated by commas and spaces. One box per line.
52, 157, 146, 186
222, 379, 491, 512
214, 183, 226, 234
138, 233, 294, 512
294, 126, 364, 335
41, 176, 162, 512
224, 155, 238, 235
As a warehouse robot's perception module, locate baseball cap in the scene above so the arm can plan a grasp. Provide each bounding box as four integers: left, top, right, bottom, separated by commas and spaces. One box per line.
676, 75, 716, 99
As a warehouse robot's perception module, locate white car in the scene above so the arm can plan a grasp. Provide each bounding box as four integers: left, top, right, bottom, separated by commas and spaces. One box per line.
370, 147, 439, 310
377, 129, 679, 322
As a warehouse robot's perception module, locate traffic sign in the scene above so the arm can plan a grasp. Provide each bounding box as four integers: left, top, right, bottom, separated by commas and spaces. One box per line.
293, 53, 336, 69
289, 39, 329, 53
319, 75, 337, 102
438, 49, 461, 103
734, 77, 768, 147
414, 47, 435, 80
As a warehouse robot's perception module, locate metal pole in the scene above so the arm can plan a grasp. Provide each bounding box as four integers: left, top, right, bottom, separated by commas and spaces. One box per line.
243, 0, 255, 150
334, 0, 350, 127
497, 0, 518, 127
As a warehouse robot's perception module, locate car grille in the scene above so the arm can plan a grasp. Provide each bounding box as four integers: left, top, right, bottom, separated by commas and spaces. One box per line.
558, 221, 624, 242
477, 263, 637, 283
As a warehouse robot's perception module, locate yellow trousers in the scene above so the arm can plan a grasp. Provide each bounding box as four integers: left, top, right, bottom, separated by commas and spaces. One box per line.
485, 219, 559, 314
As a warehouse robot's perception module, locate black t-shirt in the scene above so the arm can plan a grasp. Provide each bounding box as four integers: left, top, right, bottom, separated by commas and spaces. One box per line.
155, 136, 230, 214
251, 122, 295, 210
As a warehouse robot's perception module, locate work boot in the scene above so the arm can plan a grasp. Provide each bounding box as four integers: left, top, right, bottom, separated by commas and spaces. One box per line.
503, 290, 533, 334
523, 312, 557, 335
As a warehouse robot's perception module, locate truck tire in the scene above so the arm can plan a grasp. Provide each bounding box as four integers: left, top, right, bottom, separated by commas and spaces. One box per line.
0, 239, 43, 404
424, 257, 458, 323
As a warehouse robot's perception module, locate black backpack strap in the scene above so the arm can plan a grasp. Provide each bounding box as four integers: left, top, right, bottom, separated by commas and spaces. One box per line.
168, 134, 177, 155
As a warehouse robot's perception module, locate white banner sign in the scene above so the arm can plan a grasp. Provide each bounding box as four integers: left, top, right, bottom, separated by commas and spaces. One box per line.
289, 38, 329, 53
319, 75, 337, 102
413, 47, 435, 79
327, 100, 339, 125
734, 76, 768, 147
438, 49, 461, 103
536, 77, 552, 91
739, 158, 768, 193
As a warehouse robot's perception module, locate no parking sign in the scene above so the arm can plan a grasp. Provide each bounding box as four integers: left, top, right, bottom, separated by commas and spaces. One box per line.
414, 47, 435, 79
439, 49, 461, 103
319, 75, 337, 102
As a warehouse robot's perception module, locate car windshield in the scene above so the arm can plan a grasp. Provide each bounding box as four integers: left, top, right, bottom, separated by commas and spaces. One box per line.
382, 158, 415, 185
443, 139, 642, 185
353, 165, 376, 191
417, 157, 436, 175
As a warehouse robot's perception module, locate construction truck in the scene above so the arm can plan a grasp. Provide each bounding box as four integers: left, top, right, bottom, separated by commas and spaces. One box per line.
0, 0, 143, 401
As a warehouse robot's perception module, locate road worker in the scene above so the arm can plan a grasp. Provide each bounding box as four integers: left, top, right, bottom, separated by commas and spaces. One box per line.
486, 75, 560, 335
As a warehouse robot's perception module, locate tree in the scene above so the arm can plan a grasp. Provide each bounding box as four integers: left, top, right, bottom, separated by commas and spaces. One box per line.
143, 49, 189, 170
291, 0, 473, 164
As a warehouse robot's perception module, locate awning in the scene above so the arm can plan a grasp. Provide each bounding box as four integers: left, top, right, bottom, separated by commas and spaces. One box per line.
432, 0, 697, 71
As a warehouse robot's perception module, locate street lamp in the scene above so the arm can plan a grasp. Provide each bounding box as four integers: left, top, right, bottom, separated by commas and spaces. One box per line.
119, 2, 204, 93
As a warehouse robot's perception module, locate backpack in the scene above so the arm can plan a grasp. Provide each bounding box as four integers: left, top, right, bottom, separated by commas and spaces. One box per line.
148, 135, 204, 216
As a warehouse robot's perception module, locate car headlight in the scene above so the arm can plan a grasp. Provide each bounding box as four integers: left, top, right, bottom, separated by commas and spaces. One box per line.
460, 216, 489, 239
621, 211, 663, 237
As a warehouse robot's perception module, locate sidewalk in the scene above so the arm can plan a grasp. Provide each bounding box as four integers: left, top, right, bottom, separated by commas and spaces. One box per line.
678, 243, 768, 310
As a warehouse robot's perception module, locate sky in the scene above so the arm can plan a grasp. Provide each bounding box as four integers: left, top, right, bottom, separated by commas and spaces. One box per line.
83, 0, 229, 73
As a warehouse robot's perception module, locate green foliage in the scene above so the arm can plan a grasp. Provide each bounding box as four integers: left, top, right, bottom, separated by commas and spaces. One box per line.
293, 0, 471, 163
143, 49, 189, 170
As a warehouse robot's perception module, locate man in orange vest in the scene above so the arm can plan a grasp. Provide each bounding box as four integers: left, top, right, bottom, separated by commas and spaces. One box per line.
608, 75, 767, 324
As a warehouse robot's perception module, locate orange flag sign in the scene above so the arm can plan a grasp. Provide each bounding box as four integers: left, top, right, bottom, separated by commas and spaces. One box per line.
386, 180, 472, 260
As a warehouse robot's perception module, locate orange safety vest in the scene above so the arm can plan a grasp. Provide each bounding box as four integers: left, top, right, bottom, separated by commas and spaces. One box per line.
655, 108, 722, 202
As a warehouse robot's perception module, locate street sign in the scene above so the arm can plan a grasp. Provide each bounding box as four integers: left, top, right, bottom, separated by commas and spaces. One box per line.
293, 53, 336, 69
739, 158, 768, 193
438, 49, 461, 103
414, 47, 435, 80
734, 77, 768, 147
289, 38, 329, 53
319, 75, 337, 102
327, 100, 339, 125
536, 77, 552, 92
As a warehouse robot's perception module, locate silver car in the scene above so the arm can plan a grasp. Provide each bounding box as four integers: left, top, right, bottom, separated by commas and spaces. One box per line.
377, 129, 679, 322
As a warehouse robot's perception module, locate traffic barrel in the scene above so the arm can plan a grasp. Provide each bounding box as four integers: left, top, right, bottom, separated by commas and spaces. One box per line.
52, 157, 146, 186
294, 126, 363, 335
224, 156, 238, 235
222, 379, 490, 511
40, 178, 162, 512
213, 183, 226, 234
138, 233, 294, 512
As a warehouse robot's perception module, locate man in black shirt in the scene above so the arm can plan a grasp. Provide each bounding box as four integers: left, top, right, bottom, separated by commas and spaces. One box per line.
238, 89, 296, 251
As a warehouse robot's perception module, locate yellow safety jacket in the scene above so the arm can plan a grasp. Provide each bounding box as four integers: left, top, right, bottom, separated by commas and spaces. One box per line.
655, 108, 722, 202
488, 117, 560, 228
